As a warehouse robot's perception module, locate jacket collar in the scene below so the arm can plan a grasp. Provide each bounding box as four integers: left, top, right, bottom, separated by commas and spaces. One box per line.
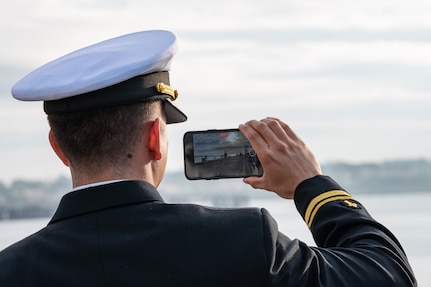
49, 180, 164, 224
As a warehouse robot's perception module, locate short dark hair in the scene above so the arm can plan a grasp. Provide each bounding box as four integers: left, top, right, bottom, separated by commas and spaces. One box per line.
47, 101, 160, 171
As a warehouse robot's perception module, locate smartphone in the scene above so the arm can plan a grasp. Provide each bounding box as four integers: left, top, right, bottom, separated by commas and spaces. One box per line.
183, 129, 263, 180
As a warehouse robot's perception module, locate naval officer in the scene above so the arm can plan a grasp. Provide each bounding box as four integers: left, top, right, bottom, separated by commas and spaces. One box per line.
0, 30, 416, 286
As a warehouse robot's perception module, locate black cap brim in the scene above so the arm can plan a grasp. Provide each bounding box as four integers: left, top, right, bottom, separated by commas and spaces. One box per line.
164, 100, 187, 124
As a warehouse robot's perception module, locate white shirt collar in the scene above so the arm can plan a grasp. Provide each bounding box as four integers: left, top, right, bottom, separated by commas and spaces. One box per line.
72, 179, 127, 192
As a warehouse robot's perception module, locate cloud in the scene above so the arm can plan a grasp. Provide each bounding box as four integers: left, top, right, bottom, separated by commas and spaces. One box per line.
1, 0, 431, 181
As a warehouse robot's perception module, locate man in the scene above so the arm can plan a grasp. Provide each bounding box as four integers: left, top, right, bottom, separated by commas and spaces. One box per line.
0, 30, 416, 286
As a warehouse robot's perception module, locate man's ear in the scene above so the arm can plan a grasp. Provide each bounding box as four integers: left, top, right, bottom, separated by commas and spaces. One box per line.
148, 118, 162, 161
48, 130, 70, 167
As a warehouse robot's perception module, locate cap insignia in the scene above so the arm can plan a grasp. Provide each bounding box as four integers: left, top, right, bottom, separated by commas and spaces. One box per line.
156, 83, 178, 100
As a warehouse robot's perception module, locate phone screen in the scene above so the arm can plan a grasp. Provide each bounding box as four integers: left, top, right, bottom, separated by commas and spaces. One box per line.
183, 129, 263, 180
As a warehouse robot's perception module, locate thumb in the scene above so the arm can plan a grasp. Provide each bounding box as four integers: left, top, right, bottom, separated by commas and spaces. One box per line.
243, 176, 264, 190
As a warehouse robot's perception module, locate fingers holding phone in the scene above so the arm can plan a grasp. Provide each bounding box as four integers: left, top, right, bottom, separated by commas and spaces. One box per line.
239, 118, 322, 199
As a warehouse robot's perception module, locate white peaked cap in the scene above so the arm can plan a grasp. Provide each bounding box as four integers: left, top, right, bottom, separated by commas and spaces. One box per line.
11, 30, 187, 124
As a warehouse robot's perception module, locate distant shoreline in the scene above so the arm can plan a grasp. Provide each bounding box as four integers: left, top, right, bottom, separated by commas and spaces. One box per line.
1, 159, 430, 220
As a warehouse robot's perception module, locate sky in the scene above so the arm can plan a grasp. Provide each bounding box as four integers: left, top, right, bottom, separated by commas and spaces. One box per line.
1, 0, 431, 183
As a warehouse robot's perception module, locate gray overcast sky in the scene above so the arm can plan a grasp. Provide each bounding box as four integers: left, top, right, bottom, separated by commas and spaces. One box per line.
1, 0, 431, 182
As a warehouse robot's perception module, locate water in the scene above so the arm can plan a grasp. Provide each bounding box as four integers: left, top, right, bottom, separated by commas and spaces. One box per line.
1, 192, 429, 285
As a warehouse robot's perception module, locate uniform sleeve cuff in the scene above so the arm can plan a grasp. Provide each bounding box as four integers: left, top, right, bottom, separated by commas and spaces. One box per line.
294, 175, 351, 227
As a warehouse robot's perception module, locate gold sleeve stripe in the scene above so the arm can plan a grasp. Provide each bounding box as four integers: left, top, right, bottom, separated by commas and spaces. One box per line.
304, 190, 349, 221
304, 190, 355, 228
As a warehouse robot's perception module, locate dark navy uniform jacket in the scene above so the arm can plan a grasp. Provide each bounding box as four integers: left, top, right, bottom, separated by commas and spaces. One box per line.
0, 176, 416, 286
